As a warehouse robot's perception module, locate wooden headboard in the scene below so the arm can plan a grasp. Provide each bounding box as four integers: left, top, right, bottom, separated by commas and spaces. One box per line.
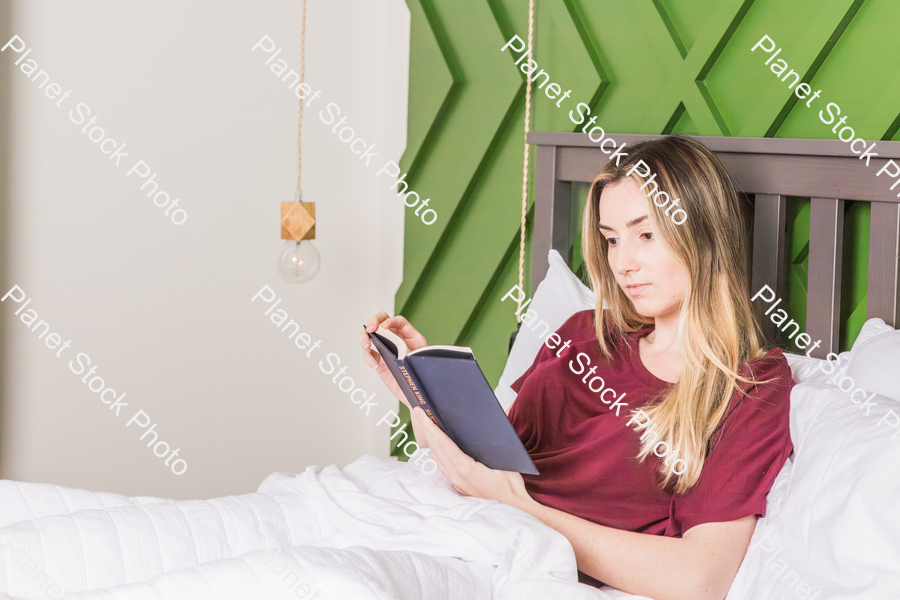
527, 132, 900, 358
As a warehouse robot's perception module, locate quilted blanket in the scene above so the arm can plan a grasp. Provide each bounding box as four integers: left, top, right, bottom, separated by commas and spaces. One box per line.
0, 453, 644, 600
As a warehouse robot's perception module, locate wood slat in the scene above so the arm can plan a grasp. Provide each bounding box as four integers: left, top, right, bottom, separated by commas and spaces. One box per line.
554, 182, 573, 266
868, 202, 900, 327
751, 195, 787, 346
532, 144, 554, 290
550, 146, 900, 203
528, 131, 900, 159
807, 198, 845, 357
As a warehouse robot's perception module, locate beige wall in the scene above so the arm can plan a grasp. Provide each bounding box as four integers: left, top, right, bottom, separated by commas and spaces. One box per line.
0, 0, 409, 499
0, 0, 11, 487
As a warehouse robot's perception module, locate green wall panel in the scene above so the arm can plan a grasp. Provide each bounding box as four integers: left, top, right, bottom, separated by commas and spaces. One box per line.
404, 0, 454, 176
392, 0, 891, 456
531, 1, 606, 135
709, 0, 859, 137
396, 0, 522, 323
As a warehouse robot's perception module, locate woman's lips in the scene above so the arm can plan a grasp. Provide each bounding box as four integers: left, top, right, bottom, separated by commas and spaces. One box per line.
626, 284, 650, 297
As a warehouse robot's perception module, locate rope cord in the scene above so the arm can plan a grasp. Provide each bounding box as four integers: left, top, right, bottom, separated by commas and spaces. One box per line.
296, 0, 307, 193
516, 0, 535, 322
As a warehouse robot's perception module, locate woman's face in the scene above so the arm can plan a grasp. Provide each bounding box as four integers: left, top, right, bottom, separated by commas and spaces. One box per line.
597, 178, 689, 321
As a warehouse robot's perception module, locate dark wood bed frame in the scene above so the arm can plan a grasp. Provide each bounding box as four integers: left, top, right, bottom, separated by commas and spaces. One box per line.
527, 132, 900, 358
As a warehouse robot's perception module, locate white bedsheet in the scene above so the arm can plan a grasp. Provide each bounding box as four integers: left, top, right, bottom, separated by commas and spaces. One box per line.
0, 453, 646, 600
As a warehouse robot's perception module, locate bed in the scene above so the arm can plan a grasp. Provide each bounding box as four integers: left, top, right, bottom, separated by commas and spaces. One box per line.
2, 133, 899, 600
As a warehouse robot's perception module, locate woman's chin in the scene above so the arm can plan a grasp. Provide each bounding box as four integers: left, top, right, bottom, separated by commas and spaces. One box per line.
629, 299, 665, 320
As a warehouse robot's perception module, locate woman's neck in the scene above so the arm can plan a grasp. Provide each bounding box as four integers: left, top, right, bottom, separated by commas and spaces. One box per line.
645, 311, 680, 352
638, 311, 683, 384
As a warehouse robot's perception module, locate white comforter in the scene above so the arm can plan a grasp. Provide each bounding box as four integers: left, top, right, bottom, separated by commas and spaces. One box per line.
0, 453, 645, 600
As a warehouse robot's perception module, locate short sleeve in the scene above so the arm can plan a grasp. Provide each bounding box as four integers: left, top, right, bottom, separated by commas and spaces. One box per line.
510, 310, 594, 394
510, 337, 557, 394
672, 350, 794, 535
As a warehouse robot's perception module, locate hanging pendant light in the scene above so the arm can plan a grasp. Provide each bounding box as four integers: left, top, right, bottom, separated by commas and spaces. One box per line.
277, 0, 320, 284
278, 189, 320, 283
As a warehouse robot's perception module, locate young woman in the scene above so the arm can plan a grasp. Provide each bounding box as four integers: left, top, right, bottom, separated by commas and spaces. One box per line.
358, 135, 794, 600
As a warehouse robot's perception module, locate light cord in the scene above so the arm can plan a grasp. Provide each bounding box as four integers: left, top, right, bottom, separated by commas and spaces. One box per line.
297, 0, 307, 193
517, 0, 535, 322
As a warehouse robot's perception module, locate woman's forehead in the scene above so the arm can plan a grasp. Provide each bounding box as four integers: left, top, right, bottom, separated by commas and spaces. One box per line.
598, 179, 648, 222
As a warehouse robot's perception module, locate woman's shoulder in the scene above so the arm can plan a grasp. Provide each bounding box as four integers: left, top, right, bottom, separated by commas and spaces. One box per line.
556, 308, 599, 340
728, 347, 795, 421
710, 347, 795, 455
741, 347, 795, 393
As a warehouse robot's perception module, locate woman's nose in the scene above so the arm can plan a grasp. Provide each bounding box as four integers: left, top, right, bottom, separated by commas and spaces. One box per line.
612, 240, 640, 274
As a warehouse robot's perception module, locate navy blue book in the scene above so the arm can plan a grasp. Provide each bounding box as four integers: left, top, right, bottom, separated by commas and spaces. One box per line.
365, 325, 539, 475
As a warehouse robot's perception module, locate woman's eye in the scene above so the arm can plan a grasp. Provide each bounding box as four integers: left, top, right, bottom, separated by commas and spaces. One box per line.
605, 237, 619, 247
640, 232, 654, 241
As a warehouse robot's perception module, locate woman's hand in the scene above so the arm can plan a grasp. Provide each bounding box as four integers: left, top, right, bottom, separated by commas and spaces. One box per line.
358, 312, 428, 410
412, 407, 535, 510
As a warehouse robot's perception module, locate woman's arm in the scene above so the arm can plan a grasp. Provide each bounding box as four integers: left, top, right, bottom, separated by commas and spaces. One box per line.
412, 407, 755, 600
520, 496, 755, 600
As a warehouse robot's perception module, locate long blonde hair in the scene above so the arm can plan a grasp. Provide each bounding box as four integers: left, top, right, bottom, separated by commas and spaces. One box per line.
582, 135, 773, 494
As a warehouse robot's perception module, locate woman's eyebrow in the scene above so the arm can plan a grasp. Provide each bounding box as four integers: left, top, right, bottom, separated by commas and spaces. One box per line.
598, 215, 649, 231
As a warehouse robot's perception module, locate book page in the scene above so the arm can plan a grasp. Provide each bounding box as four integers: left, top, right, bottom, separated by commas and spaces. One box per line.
375, 326, 410, 359
407, 345, 474, 357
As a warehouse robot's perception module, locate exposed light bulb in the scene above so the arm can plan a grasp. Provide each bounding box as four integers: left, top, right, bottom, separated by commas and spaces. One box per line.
277, 239, 320, 284
277, 186, 319, 284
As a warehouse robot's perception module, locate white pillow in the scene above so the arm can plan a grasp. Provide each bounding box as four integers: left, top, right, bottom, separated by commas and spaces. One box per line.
851, 317, 895, 346
781, 317, 893, 385
783, 352, 835, 384
494, 249, 595, 410
729, 382, 900, 600
845, 318, 900, 402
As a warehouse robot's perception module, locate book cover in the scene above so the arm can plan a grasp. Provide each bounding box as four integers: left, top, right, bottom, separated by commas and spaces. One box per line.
365, 327, 447, 431
365, 326, 539, 475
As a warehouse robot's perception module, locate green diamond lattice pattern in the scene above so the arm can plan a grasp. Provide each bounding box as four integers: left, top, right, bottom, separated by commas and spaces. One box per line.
391, 0, 892, 457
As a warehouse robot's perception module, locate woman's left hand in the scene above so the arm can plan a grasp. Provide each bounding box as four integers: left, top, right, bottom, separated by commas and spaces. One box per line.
411, 407, 535, 511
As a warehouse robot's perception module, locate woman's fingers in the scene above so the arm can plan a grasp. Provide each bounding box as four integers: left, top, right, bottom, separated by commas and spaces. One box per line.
452, 483, 470, 497
358, 329, 372, 350
364, 311, 392, 333
358, 324, 384, 368
382, 315, 428, 349
362, 348, 382, 369
361, 312, 428, 351
413, 411, 529, 506
360, 312, 424, 409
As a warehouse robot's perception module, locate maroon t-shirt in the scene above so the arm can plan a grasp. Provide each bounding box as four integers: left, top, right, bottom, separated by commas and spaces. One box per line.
509, 309, 794, 543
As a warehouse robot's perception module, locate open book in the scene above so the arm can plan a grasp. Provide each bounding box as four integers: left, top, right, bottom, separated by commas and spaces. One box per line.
365, 325, 539, 475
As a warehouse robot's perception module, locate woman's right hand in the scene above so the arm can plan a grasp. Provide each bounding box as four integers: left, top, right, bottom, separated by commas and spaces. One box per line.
358, 312, 428, 410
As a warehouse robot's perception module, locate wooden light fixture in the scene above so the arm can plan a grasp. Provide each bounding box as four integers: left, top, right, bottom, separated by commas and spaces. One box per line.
275, 0, 320, 284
